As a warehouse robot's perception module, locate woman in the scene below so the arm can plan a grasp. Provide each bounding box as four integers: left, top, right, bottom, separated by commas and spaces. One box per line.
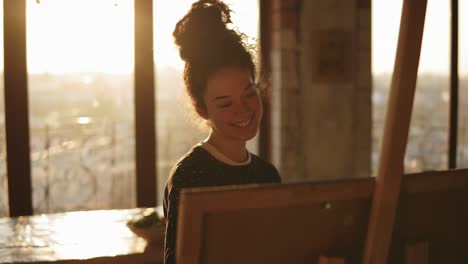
163, 1, 281, 263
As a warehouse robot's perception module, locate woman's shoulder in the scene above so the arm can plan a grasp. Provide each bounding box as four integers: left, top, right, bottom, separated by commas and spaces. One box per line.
171, 145, 208, 169
250, 154, 282, 183
250, 153, 276, 170
167, 145, 212, 188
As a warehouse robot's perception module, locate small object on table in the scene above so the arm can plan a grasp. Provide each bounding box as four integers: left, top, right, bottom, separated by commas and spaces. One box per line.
127, 208, 165, 243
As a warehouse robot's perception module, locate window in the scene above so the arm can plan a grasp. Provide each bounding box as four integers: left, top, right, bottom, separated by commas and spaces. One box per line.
2, 0, 260, 216
27, 0, 136, 213
372, 0, 450, 174
460, 0, 468, 168
153, 0, 260, 204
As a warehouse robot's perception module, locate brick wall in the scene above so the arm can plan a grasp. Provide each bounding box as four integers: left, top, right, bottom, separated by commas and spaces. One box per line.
270, 0, 371, 181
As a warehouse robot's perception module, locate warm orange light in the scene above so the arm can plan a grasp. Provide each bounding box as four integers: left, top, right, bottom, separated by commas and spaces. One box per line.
22, 0, 259, 74
26, 0, 134, 74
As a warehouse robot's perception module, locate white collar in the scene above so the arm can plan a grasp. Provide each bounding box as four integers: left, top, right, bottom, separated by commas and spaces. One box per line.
198, 141, 251, 166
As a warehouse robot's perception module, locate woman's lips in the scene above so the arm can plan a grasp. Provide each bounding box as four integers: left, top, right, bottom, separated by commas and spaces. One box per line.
232, 116, 252, 128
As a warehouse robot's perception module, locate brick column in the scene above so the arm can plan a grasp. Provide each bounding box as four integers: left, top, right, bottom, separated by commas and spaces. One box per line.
271, 0, 304, 181
270, 0, 371, 181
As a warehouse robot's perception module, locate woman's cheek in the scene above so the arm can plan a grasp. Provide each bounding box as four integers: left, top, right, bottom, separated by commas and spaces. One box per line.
253, 96, 262, 112
214, 110, 232, 123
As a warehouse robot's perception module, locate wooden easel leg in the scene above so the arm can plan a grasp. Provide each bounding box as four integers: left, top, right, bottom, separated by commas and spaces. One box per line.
362, 0, 428, 263
318, 256, 345, 264
405, 241, 429, 264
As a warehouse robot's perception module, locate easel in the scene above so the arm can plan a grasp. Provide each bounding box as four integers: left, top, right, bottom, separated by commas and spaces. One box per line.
325, 0, 428, 263
389, 169, 468, 263
362, 0, 427, 263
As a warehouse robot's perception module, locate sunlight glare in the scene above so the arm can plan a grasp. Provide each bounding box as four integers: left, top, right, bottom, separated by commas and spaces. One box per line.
76, 116, 91, 124
49, 211, 145, 259
27, 0, 134, 74
7, 0, 464, 75
372, 0, 468, 74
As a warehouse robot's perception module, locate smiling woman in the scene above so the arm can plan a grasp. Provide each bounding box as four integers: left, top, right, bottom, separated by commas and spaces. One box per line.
161, 1, 280, 263
153, 0, 260, 205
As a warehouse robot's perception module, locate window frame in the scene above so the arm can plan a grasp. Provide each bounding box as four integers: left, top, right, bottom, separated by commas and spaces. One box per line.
3, 0, 158, 216
449, 0, 459, 168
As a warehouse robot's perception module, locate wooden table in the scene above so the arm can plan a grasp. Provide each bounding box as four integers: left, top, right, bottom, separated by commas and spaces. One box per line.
0, 208, 164, 263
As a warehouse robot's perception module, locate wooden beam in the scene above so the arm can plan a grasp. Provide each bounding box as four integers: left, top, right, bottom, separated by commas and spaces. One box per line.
403, 169, 468, 193
4, 0, 33, 216
362, 0, 427, 263
134, 0, 157, 207
259, 0, 272, 161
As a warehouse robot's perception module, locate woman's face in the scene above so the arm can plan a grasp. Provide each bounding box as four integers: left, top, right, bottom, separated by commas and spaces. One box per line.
200, 66, 263, 143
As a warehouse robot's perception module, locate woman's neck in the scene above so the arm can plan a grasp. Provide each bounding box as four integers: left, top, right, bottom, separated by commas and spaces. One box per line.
205, 132, 248, 163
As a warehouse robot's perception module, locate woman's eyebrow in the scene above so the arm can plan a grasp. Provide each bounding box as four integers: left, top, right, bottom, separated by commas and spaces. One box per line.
212, 82, 255, 101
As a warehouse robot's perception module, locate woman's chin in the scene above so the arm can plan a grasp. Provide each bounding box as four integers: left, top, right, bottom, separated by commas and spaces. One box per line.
235, 126, 259, 141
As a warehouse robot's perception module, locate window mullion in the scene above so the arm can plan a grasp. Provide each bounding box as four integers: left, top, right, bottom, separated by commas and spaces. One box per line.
4, 0, 33, 216
449, 0, 459, 169
134, 0, 157, 206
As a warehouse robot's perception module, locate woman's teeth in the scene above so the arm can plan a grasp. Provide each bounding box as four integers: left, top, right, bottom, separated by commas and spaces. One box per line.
234, 118, 250, 127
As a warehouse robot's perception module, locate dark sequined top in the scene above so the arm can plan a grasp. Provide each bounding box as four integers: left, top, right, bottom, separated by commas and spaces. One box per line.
163, 145, 281, 264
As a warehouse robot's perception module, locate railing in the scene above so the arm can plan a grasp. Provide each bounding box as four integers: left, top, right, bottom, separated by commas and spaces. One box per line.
0, 115, 206, 217
0, 121, 135, 216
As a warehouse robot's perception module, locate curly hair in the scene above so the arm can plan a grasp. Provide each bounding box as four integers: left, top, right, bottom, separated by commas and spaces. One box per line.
173, 0, 256, 112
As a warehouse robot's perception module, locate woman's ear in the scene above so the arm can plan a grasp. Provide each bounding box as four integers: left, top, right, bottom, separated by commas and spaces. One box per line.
195, 105, 208, 120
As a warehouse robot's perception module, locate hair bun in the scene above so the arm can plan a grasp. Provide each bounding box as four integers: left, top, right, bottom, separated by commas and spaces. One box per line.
173, 0, 240, 63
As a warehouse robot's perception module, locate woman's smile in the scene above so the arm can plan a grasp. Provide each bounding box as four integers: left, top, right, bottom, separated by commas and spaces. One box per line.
232, 116, 252, 128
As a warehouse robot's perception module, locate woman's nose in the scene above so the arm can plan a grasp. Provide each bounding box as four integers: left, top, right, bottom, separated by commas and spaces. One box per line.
234, 99, 251, 114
